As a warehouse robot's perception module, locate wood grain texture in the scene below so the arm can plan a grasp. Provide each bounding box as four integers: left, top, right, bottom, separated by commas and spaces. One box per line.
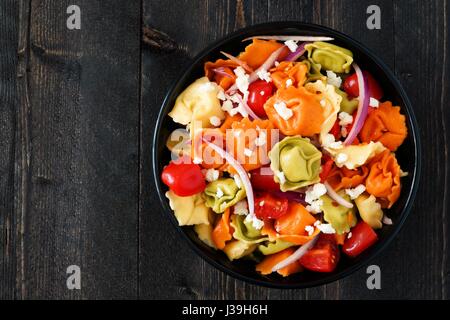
0, 0, 448, 299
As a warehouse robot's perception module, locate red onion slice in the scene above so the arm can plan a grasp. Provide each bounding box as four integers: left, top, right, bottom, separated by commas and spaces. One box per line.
235, 93, 260, 120
284, 42, 309, 62
272, 235, 319, 272
243, 35, 334, 42
220, 51, 253, 73
212, 67, 233, 78
324, 182, 354, 208
204, 140, 255, 216
343, 63, 369, 145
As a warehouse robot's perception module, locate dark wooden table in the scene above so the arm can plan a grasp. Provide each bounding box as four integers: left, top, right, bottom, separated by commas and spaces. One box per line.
0, 0, 449, 300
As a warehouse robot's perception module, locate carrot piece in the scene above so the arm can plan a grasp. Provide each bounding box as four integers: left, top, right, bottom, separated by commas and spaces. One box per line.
256, 248, 296, 275
275, 203, 316, 236
359, 101, 407, 151
264, 86, 324, 136
212, 208, 232, 249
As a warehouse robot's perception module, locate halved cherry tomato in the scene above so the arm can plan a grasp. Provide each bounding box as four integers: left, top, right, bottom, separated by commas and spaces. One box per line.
343, 221, 378, 257
247, 80, 274, 118
319, 155, 334, 183
299, 233, 340, 272
343, 71, 384, 100
250, 167, 280, 191
161, 161, 206, 197
254, 193, 289, 220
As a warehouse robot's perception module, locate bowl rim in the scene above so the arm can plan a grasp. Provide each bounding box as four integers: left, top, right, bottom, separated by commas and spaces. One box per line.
152, 21, 421, 289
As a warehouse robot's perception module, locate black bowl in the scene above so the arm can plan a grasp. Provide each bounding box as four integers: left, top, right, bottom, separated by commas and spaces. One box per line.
152, 22, 421, 288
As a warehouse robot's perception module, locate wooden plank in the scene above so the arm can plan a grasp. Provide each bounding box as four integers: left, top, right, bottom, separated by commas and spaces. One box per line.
0, 0, 19, 300
16, 0, 141, 299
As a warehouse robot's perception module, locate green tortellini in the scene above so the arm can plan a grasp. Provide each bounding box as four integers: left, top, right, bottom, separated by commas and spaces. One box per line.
300, 59, 326, 83
203, 178, 246, 213
258, 240, 295, 255
231, 215, 268, 244
269, 136, 322, 191
305, 42, 354, 74
321, 194, 357, 234
336, 88, 359, 114
355, 193, 383, 229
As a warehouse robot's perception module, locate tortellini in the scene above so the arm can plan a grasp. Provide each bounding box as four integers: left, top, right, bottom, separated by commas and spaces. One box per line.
305, 42, 354, 74
231, 215, 268, 244
354, 193, 383, 229
321, 193, 357, 234
299, 59, 326, 83
165, 190, 211, 226
203, 178, 246, 213
336, 88, 359, 114
326, 141, 386, 170
258, 240, 294, 255
168, 77, 225, 128
269, 136, 322, 191
305, 80, 342, 144
165, 128, 191, 158
194, 223, 216, 248
223, 240, 257, 261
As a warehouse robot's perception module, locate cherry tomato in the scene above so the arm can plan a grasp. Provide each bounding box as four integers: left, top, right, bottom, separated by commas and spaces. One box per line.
342, 221, 378, 257
250, 167, 280, 191
319, 155, 334, 183
254, 193, 289, 220
299, 234, 340, 272
161, 161, 206, 197
343, 71, 384, 100
247, 80, 274, 118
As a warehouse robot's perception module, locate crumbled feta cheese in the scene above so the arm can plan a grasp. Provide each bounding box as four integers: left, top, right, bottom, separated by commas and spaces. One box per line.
382, 215, 393, 225
275, 171, 286, 184
336, 153, 348, 164
257, 69, 272, 82
221, 99, 234, 113
234, 66, 249, 94
317, 223, 336, 234
244, 148, 253, 157
322, 133, 336, 148
370, 97, 379, 108
306, 199, 323, 214
216, 187, 224, 198
305, 225, 314, 236
345, 184, 366, 200
234, 200, 249, 215
259, 200, 265, 207
205, 169, 219, 182
285, 79, 293, 87
341, 127, 348, 138
326, 70, 342, 88
347, 232, 352, 239
274, 61, 280, 67
245, 213, 264, 230
284, 40, 298, 52
329, 141, 344, 149
254, 131, 267, 147
338, 112, 353, 127
273, 101, 293, 120
217, 89, 226, 101
209, 116, 221, 127
233, 175, 242, 188
313, 220, 322, 227
305, 183, 327, 204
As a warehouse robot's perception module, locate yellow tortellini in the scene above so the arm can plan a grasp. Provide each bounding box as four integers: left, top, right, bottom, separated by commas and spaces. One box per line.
269, 136, 322, 191
305, 80, 342, 144
231, 215, 268, 244
168, 77, 225, 128
336, 88, 359, 114
203, 178, 246, 213
326, 141, 386, 170
223, 240, 257, 261
194, 223, 216, 248
165, 128, 191, 158
165, 190, 211, 226
321, 193, 357, 234
305, 42, 354, 74
355, 193, 384, 229
258, 240, 294, 255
